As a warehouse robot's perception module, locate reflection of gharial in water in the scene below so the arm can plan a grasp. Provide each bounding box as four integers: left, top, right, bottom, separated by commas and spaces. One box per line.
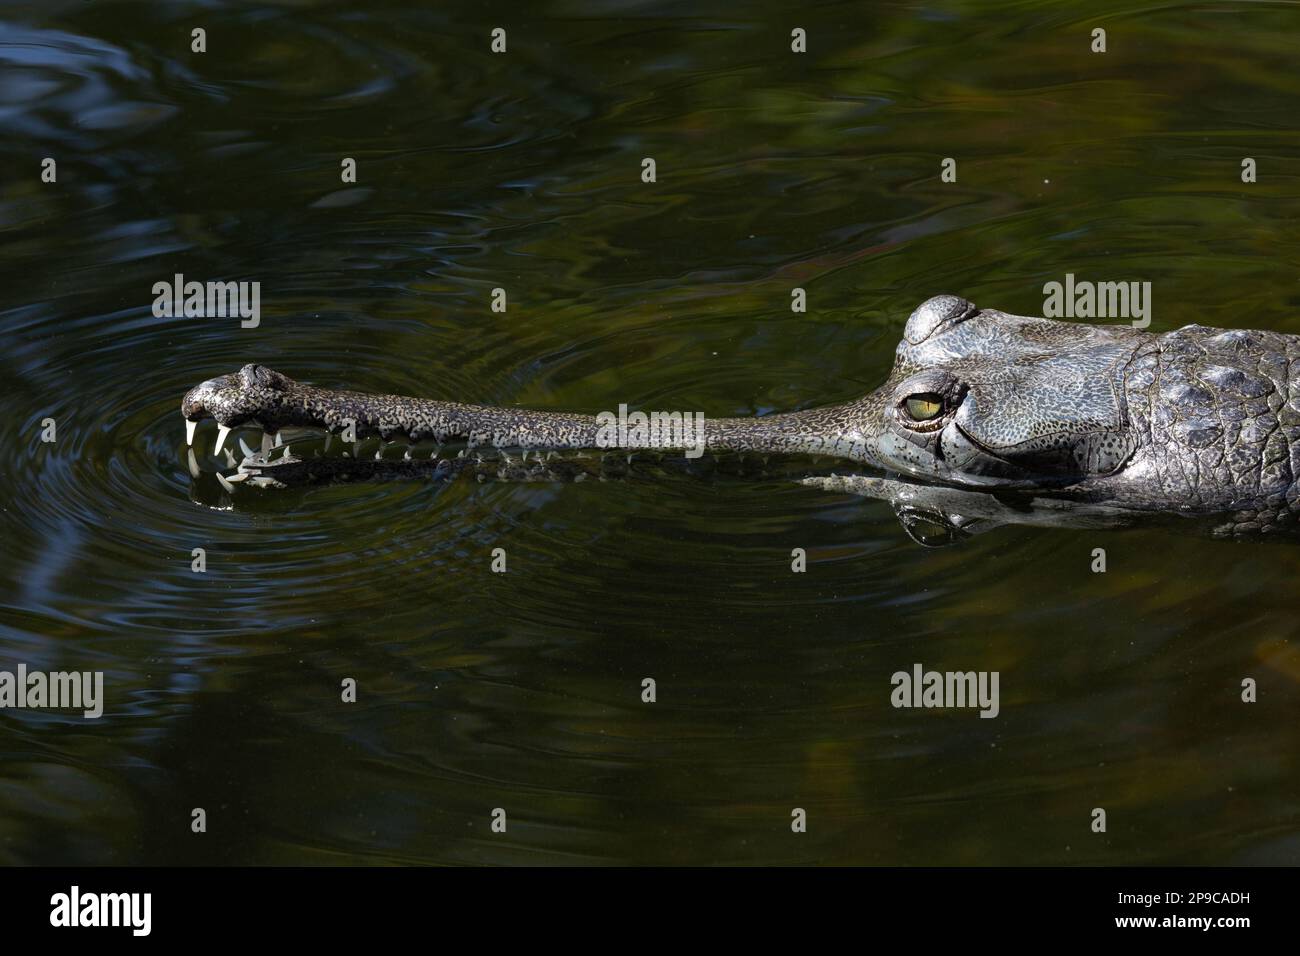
181, 295, 1300, 541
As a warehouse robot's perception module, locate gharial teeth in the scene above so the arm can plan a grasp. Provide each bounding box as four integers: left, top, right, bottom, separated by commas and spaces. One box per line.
213, 424, 232, 454
187, 448, 200, 478
239, 437, 257, 459
185, 419, 197, 446
216, 472, 235, 491
261, 432, 274, 454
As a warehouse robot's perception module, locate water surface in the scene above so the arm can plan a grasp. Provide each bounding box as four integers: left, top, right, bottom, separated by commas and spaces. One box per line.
2, 0, 1299, 865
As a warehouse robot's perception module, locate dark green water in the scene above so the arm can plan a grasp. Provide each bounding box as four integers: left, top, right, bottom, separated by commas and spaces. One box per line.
2, 0, 1299, 865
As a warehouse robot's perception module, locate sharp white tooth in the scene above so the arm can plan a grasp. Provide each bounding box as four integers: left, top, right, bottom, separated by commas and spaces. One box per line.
239, 437, 256, 459
224, 472, 248, 483
274, 431, 283, 447
261, 432, 274, 454
213, 424, 231, 454
375, 449, 382, 460
216, 472, 235, 491
224, 449, 236, 468
185, 419, 197, 446
187, 448, 200, 478
403, 449, 411, 460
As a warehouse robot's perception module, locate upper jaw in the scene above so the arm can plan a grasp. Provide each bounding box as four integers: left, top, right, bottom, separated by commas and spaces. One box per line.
181, 374, 238, 421
180, 373, 260, 453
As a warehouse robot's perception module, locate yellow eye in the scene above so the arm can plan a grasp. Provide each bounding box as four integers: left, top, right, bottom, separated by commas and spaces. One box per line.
903, 393, 944, 421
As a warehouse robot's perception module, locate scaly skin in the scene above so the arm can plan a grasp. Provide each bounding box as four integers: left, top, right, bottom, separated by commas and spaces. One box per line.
181, 295, 1300, 535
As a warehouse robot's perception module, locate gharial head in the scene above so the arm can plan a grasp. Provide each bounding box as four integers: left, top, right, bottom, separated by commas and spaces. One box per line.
178, 297, 1152, 496
859, 295, 1148, 489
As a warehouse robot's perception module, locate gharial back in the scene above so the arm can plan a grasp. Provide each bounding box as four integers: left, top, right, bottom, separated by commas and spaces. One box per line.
1117, 323, 1300, 529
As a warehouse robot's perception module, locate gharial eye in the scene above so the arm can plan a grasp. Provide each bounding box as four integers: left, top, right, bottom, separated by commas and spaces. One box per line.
902, 392, 945, 422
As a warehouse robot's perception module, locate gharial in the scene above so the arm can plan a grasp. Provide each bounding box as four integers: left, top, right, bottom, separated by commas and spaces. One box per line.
180, 295, 1300, 542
